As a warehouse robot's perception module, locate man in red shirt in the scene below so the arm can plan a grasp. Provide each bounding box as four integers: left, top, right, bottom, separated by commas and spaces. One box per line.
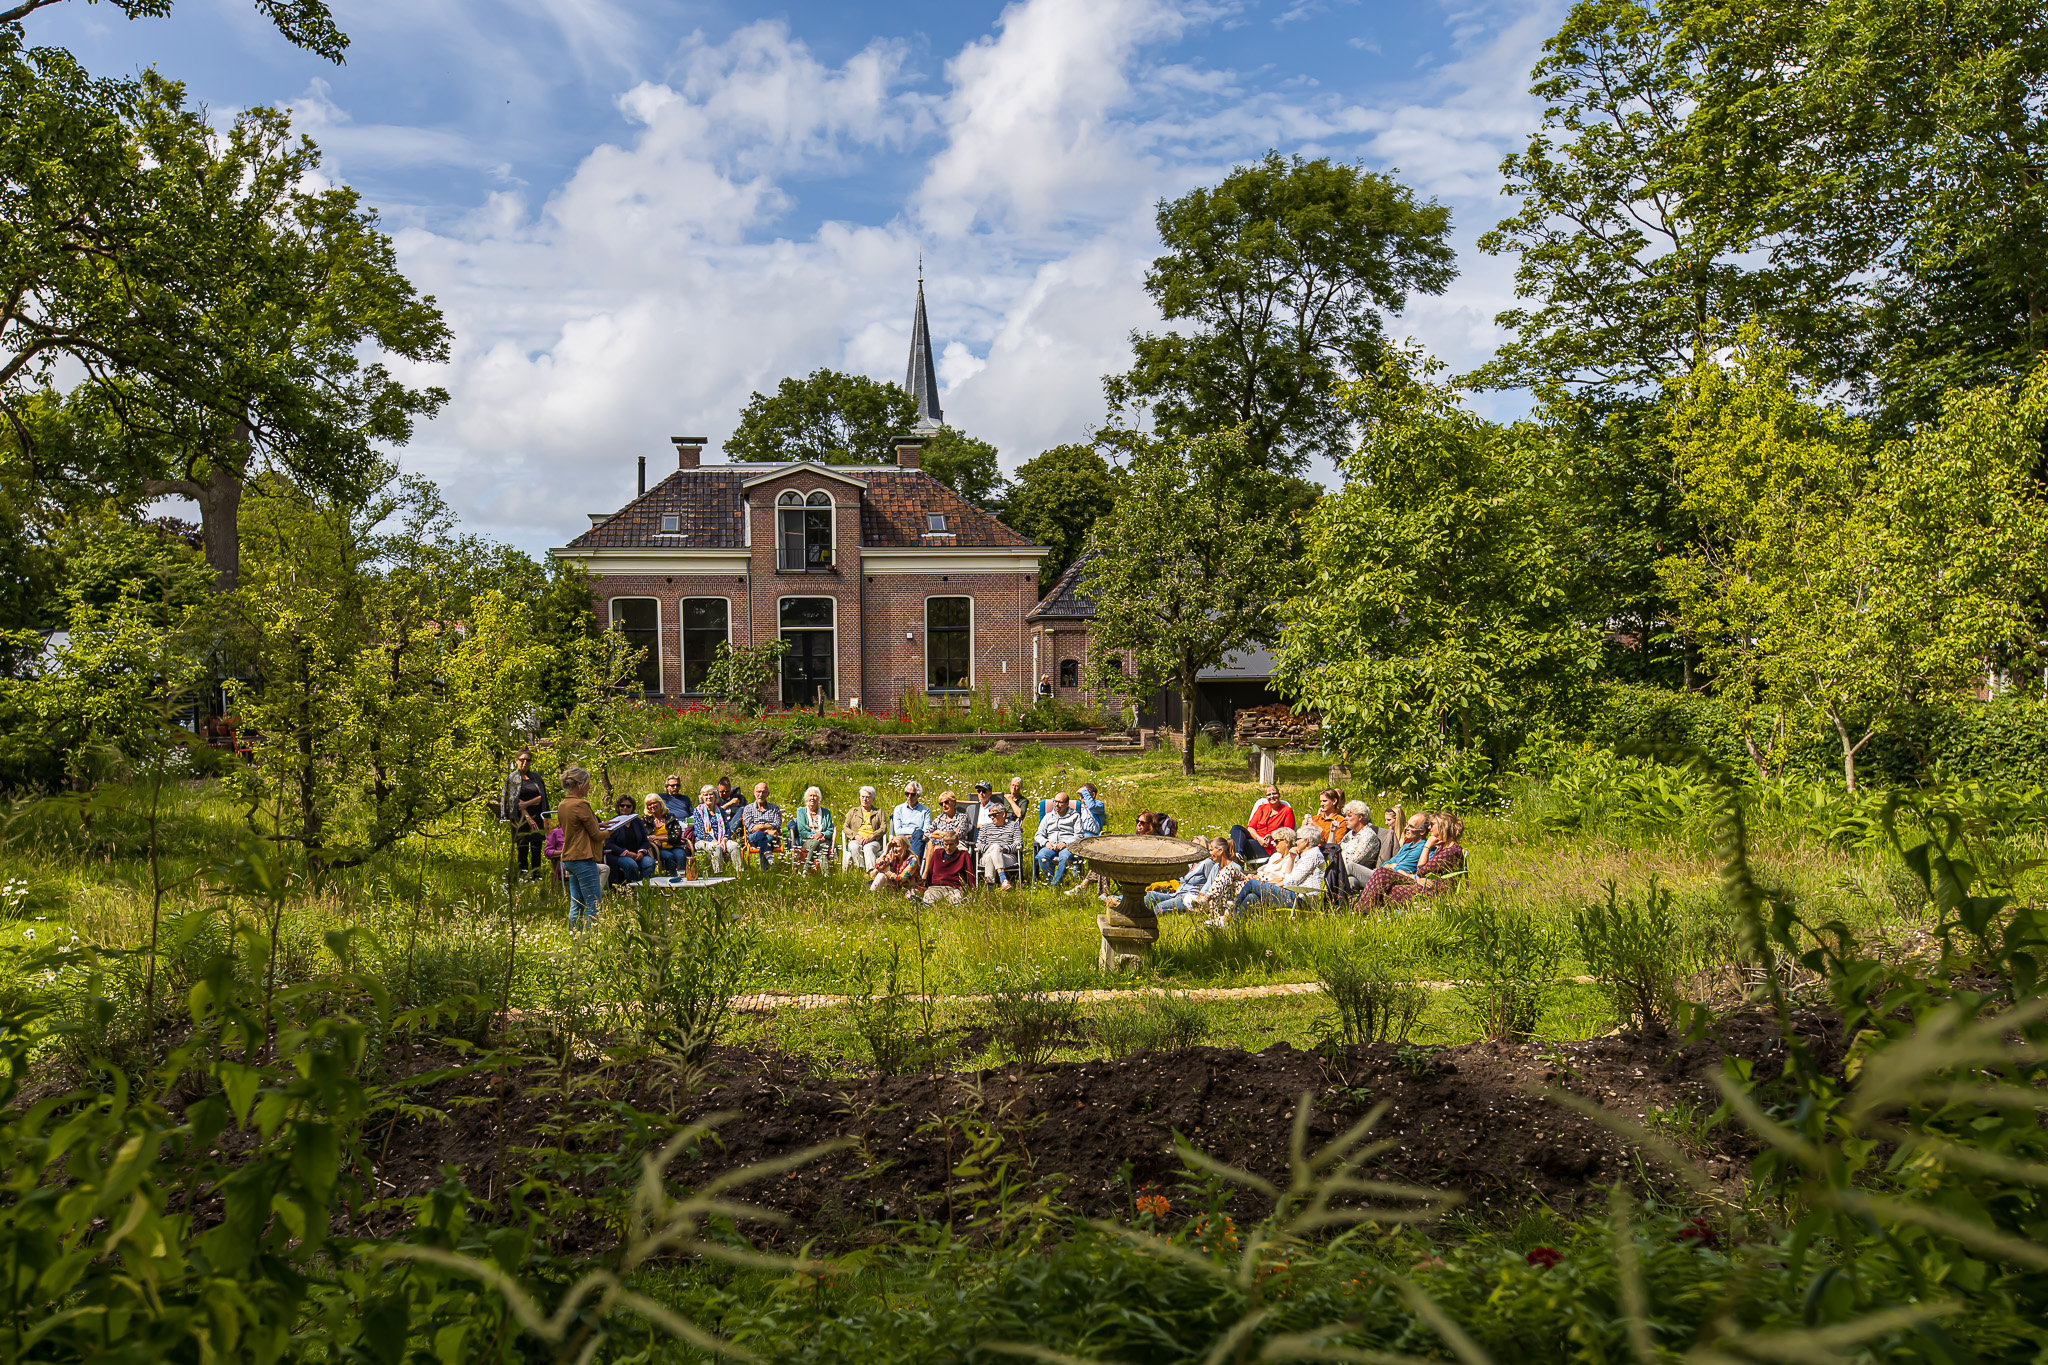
1230, 783, 1296, 863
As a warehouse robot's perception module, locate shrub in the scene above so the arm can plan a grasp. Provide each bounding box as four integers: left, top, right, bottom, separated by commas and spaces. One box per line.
1317, 954, 1427, 1045
981, 973, 1079, 1068
1444, 898, 1561, 1041
599, 884, 758, 1061
1093, 991, 1211, 1056
845, 943, 945, 1075
1573, 877, 1696, 1034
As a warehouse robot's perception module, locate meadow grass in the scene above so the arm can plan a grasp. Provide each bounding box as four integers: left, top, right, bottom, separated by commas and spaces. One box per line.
0, 740, 1957, 1058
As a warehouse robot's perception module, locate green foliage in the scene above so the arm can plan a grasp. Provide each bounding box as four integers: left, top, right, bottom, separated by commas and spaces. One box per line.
1078, 429, 1282, 774
998, 442, 1120, 590
1573, 877, 1695, 1033
1092, 990, 1212, 1056
921, 425, 1007, 507
699, 635, 791, 718
597, 883, 758, 1062
1441, 898, 1563, 1042
725, 369, 918, 465
1106, 150, 1457, 480
1275, 355, 1602, 791
1316, 954, 1426, 1044
1660, 335, 2048, 789
980, 972, 1081, 1068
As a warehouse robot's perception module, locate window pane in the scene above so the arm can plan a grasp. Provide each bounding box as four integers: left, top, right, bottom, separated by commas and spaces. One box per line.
610, 598, 661, 695
681, 597, 728, 693
779, 597, 834, 629
806, 490, 831, 506
779, 620, 834, 705
926, 596, 971, 690
779, 509, 805, 569
804, 509, 833, 566
1059, 659, 1078, 688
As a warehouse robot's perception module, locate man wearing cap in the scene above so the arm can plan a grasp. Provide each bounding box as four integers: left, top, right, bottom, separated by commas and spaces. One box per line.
891, 781, 933, 862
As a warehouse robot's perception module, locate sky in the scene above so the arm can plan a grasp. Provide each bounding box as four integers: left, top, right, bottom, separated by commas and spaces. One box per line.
28, 0, 1563, 555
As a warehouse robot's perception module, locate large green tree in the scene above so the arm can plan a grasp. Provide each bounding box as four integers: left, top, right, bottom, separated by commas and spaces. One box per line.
1078, 431, 1279, 775
1274, 356, 1603, 788
1105, 152, 1456, 482
725, 370, 917, 466
1659, 334, 2048, 790
921, 425, 1006, 507
999, 442, 1121, 591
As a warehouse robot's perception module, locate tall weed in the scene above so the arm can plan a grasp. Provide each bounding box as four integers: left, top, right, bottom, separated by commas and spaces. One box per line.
1573, 877, 1695, 1033
1442, 897, 1561, 1041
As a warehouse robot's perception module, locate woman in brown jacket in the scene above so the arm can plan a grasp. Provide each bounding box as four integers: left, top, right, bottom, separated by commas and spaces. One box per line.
558, 766, 606, 925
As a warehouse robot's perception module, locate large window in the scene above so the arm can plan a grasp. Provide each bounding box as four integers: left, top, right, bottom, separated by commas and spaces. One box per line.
1058, 658, 1079, 688
680, 597, 729, 695
776, 490, 835, 571
926, 596, 971, 691
778, 597, 835, 706
609, 597, 662, 695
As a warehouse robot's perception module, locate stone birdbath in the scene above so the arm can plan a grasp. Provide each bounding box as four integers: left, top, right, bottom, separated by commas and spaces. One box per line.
1069, 833, 1209, 972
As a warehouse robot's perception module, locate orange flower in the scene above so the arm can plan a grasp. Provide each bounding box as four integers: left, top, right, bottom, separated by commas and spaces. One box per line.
1136, 1194, 1170, 1219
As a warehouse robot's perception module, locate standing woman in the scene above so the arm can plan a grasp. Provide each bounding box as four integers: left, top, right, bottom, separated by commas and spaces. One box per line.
557, 767, 605, 926
844, 786, 886, 873
506, 751, 549, 880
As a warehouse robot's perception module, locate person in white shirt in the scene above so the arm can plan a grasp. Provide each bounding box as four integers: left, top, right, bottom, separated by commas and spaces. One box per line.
1033, 791, 1091, 886
891, 782, 933, 861
1227, 826, 1325, 918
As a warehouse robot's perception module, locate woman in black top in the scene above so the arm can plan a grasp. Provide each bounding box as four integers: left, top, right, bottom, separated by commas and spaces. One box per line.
604, 795, 657, 885
506, 751, 549, 878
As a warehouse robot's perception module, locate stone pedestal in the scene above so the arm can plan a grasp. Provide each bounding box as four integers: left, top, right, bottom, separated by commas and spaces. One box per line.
1098, 915, 1156, 971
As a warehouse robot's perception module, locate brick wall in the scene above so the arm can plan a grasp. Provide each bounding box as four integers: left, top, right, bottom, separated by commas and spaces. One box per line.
862, 569, 1040, 711
745, 469, 865, 708
587, 573, 747, 698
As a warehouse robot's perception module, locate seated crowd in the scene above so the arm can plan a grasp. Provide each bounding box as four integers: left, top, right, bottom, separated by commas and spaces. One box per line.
528, 753, 1463, 928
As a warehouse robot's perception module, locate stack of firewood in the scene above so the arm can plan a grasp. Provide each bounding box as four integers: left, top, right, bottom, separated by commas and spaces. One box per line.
1232, 705, 1320, 749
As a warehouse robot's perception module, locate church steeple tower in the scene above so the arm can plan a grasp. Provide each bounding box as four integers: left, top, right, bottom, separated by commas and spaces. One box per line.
905, 260, 944, 435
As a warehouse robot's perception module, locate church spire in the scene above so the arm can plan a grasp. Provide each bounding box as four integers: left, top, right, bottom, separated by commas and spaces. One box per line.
905, 263, 943, 435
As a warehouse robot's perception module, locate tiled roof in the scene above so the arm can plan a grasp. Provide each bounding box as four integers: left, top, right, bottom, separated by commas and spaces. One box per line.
561, 462, 1036, 552
1027, 554, 1096, 620
858, 468, 1032, 548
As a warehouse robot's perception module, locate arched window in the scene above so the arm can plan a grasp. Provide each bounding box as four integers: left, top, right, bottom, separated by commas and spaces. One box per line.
777, 490, 834, 570
1058, 659, 1078, 688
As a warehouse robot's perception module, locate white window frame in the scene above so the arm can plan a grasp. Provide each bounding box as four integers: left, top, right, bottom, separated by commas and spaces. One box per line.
677, 596, 732, 696
776, 489, 835, 570
608, 596, 664, 696
776, 595, 837, 704
924, 594, 974, 692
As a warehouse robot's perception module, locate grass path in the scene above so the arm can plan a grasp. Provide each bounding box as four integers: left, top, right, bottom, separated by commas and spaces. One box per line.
730, 975, 1604, 1011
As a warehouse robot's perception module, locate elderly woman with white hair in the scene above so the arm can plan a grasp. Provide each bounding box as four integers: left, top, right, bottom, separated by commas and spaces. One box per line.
1216, 825, 1327, 922
843, 785, 887, 873
788, 785, 835, 875
1336, 799, 1383, 893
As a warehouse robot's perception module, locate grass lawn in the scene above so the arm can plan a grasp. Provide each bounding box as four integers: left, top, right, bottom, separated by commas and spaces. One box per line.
0, 738, 1936, 1057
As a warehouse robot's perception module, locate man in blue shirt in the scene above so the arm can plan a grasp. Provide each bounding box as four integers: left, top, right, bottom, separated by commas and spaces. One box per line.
660, 775, 693, 824
741, 782, 784, 866
891, 781, 933, 861
1033, 791, 1092, 886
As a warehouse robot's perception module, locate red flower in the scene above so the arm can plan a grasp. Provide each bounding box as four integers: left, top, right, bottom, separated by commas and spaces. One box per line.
1677, 1219, 1719, 1249
1525, 1247, 1562, 1269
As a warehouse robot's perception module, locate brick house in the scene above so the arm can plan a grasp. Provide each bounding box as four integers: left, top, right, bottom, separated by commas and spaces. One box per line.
552, 282, 1049, 709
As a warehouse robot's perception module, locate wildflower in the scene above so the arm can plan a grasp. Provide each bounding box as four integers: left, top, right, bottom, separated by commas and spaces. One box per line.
21, 928, 32, 941
1136, 1194, 1169, 1219
1526, 1247, 1562, 1269
1676, 1218, 1718, 1249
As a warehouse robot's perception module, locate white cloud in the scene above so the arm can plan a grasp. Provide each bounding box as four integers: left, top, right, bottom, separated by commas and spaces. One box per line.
355, 0, 1561, 549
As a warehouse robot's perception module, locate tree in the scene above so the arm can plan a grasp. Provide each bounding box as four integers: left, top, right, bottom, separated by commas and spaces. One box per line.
1659, 335, 2048, 790
0, 61, 449, 591
1078, 431, 1279, 775
1000, 443, 1121, 591
922, 426, 1007, 507
1105, 152, 1456, 481
698, 637, 789, 718
725, 370, 917, 466
1273, 356, 1603, 789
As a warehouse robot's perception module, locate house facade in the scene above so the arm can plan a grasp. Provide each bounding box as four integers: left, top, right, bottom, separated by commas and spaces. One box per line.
552, 278, 1050, 709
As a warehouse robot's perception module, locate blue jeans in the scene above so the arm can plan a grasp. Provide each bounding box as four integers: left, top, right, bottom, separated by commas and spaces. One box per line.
1233, 880, 1301, 916
1146, 889, 1195, 914
1035, 844, 1077, 886
657, 846, 688, 874
609, 852, 655, 885
747, 829, 778, 864
564, 859, 602, 924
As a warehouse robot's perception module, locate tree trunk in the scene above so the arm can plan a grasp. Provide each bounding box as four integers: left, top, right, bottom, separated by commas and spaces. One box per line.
1829, 707, 1860, 793
1179, 662, 1198, 777
139, 422, 248, 593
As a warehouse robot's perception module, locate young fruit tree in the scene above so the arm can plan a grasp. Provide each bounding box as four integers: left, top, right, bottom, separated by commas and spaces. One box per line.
1660, 336, 2048, 791
1078, 430, 1280, 776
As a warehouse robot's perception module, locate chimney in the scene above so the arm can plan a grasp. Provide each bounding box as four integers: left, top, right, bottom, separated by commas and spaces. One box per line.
637, 455, 646, 496
671, 435, 706, 469
894, 436, 925, 470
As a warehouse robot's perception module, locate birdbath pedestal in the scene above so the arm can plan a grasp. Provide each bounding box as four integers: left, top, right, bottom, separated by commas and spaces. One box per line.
1069, 834, 1209, 973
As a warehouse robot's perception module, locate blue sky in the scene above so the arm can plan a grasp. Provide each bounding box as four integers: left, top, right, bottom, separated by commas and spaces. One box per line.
28, 0, 1562, 553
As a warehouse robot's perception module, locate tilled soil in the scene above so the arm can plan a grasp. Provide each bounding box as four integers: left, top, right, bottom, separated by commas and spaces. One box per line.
369, 1009, 1840, 1244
